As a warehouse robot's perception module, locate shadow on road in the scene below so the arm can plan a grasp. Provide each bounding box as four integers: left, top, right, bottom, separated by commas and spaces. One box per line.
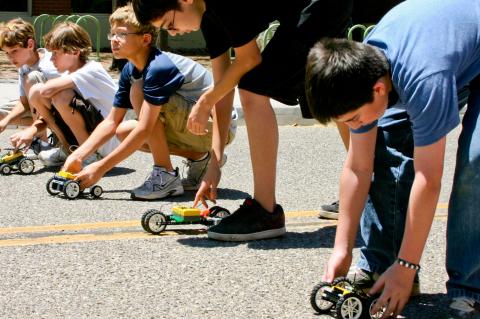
105, 166, 136, 176
176, 226, 363, 249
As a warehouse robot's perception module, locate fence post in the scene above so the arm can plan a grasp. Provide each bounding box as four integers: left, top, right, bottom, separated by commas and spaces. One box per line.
76, 15, 101, 61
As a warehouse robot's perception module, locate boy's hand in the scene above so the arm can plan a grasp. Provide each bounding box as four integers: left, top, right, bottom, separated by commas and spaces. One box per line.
369, 263, 415, 318
193, 161, 221, 208
63, 153, 83, 174
9, 126, 36, 150
74, 162, 105, 189
188, 100, 211, 136
322, 248, 352, 282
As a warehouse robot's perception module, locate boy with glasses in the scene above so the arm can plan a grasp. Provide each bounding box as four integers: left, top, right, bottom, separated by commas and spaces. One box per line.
63, 5, 236, 201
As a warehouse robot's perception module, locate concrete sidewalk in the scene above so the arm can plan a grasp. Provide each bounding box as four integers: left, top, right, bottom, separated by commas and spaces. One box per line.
0, 79, 317, 126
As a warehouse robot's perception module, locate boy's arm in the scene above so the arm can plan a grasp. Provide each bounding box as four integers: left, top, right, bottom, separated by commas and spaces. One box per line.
370, 137, 446, 316
193, 52, 235, 207
324, 127, 377, 281
63, 107, 127, 173
188, 39, 261, 135
75, 100, 161, 188
38, 76, 76, 99
0, 98, 29, 133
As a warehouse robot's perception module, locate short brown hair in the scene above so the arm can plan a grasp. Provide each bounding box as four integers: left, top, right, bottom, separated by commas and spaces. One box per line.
110, 4, 158, 45
0, 18, 36, 49
44, 22, 92, 63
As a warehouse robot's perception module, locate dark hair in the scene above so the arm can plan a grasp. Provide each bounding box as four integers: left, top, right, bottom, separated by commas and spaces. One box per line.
305, 38, 389, 124
131, 0, 180, 25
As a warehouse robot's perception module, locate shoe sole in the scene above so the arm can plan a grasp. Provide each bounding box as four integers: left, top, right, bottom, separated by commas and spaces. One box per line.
208, 227, 286, 241
318, 211, 339, 220
131, 187, 184, 200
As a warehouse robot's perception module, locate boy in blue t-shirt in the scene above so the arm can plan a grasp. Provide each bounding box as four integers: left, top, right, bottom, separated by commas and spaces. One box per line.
305, 0, 480, 316
63, 5, 236, 201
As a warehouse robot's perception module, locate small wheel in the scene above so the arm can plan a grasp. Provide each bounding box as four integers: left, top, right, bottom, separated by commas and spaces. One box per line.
209, 206, 230, 218
64, 180, 81, 199
1, 164, 11, 175
46, 177, 61, 195
332, 277, 354, 289
19, 158, 35, 174
336, 293, 365, 319
143, 210, 167, 234
310, 281, 336, 314
368, 297, 386, 319
90, 185, 103, 198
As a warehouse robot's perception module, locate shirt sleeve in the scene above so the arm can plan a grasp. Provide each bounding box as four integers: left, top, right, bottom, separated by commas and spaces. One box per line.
405, 72, 460, 146
113, 64, 133, 109
142, 60, 184, 106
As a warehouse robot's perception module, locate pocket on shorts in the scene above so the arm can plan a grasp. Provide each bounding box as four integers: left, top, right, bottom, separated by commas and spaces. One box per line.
161, 94, 191, 133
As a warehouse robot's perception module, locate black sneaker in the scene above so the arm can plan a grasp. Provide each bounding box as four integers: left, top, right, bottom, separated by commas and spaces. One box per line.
208, 197, 286, 241
318, 200, 339, 220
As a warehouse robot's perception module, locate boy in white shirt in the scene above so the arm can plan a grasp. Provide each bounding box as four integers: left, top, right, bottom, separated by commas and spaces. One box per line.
0, 18, 59, 154
26, 22, 119, 166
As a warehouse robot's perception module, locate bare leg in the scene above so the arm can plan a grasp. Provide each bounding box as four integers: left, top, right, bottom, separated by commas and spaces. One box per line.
239, 89, 278, 212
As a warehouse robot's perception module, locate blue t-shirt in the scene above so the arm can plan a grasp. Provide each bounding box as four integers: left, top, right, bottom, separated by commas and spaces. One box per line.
353, 0, 480, 146
113, 49, 212, 108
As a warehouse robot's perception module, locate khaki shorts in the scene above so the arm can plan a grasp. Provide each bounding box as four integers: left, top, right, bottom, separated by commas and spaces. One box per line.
160, 94, 236, 153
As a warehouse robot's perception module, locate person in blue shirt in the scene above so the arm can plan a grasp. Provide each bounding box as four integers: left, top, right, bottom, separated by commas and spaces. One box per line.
63, 5, 236, 201
305, 0, 480, 317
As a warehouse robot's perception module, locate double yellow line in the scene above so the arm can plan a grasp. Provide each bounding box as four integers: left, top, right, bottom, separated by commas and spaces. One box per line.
0, 204, 448, 247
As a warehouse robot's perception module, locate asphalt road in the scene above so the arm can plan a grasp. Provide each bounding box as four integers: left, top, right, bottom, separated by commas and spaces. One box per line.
0, 124, 459, 319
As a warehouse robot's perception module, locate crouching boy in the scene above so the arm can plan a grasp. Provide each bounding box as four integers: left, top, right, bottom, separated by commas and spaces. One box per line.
64, 5, 236, 201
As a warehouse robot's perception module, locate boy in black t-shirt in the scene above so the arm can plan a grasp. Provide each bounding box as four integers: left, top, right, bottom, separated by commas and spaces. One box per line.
132, 0, 353, 241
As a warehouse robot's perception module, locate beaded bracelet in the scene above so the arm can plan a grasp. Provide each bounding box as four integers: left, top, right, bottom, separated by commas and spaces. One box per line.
396, 258, 421, 271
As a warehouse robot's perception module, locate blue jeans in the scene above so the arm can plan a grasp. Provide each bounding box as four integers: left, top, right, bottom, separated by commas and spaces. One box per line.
446, 81, 480, 301
356, 86, 480, 302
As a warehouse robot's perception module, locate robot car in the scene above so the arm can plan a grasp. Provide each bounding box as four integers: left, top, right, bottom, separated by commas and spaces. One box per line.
46, 170, 103, 199
141, 206, 231, 235
0, 149, 35, 175
310, 276, 385, 319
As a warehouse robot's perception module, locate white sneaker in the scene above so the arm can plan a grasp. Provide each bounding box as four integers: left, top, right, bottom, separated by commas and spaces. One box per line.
38, 147, 68, 167
25, 137, 54, 160
131, 167, 184, 200
181, 152, 227, 191
449, 297, 480, 318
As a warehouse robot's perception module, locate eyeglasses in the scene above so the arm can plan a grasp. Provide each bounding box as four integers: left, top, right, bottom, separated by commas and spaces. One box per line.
163, 10, 177, 31
107, 32, 143, 40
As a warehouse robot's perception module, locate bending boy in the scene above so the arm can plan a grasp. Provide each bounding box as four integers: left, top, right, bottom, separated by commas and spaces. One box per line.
27, 22, 119, 167
0, 18, 59, 152
64, 5, 236, 201
306, 0, 480, 316
132, 0, 353, 241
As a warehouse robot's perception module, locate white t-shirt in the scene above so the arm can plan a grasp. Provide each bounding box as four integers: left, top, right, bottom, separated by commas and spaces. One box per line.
66, 60, 120, 157
18, 48, 59, 97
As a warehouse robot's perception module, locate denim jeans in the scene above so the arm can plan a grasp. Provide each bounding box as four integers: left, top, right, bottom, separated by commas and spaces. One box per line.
355, 86, 480, 302
446, 81, 480, 301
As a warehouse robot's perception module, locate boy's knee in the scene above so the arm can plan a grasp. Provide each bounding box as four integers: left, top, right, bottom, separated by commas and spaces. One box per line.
51, 89, 76, 108
116, 120, 137, 140
238, 89, 268, 111
28, 83, 44, 102
130, 79, 144, 112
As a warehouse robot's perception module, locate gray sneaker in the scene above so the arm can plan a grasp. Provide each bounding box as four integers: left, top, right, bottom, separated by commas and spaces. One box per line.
448, 297, 480, 318
347, 267, 421, 297
26, 137, 54, 160
318, 200, 339, 220
38, 147, 68, 167
181, 152, 227, 191
131, 167, 184, 200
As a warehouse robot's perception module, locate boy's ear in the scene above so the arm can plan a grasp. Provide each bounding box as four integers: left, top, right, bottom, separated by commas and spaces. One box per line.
373, 77, 389, 97
26, 38, 35, 50
142, 33, 153, 46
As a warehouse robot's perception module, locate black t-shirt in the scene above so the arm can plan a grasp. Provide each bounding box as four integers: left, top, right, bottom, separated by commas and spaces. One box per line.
201, 0, 309, 58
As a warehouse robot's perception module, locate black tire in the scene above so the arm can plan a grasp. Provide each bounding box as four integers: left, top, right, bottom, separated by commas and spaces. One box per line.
336, 293, 365, 319
142, 210, 167, 234
46, 177, 61, 195
310, 281, 336, 314
0, 164, 11, 175
332, 277, 354, 288
19, 158, 35, 174
64, 180, 80, 199
90, 185, 103, 198
209, 206, 230, 218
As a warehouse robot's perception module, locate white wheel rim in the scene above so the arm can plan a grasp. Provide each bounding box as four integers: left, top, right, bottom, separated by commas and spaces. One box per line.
20, 160, 34, 173
340, 296, 363, 319
2, 165, 10, 174
65, 182, 80, 198
92, 186, 102, 196
369, 299, 385, 319
148, 213, 166, 232
315, 286, 334, 310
